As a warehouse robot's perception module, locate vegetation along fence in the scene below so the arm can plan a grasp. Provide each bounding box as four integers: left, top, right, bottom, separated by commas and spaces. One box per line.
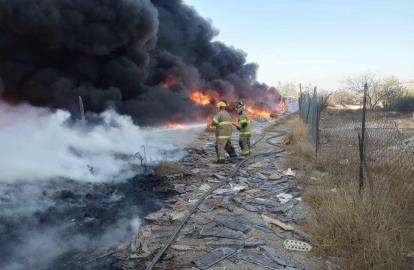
299, 83, 414, 191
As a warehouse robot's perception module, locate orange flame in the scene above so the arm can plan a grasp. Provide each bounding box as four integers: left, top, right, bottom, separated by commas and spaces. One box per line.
246, 106, 272, 118
276, 98, 288, 114
190, 91, 211, 106
165, 122, 185, 129
163, 76, 177, 89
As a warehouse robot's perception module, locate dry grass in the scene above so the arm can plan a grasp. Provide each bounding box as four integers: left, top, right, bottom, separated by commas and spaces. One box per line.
286, 117, 309, 144
283, 116, 315, 169
291, 141, 315, 159
301, 111, 414, 270
264, 112, 298, 132
154, 161, 184, 177
304, 177, 414, 269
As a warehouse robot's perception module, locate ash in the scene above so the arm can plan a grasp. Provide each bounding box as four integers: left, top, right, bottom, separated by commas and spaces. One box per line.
0, 174, 171, 270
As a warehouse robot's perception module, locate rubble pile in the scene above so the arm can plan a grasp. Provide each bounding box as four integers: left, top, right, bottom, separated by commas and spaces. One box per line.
115, 120, 312, 270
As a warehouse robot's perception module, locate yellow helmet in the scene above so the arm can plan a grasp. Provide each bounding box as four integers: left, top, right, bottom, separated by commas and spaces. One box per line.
216, 101, 227, 108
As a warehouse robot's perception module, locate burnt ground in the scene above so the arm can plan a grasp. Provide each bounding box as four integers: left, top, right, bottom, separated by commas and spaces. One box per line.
107, 117, 320, 270
0, 173, 176, 270
1, 115, 319, 270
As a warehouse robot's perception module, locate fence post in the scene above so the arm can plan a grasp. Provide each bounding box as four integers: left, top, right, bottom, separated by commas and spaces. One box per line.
315, 96, 321, 157
299, 83, 302, 116
305, 87, 315, 124
78, 96, 85, 122
313, 87, 318, 147
359, 83, 368, 191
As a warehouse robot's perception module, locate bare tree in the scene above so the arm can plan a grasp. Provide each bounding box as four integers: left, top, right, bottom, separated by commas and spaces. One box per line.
381, 76, 405, 108
276, 81, 300, 97
405, 80, 414, 96
345, 73, 404, 109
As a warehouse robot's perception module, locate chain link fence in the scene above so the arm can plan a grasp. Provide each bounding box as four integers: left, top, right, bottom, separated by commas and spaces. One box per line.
299, 84, 414, 190
298, 87, 323, 155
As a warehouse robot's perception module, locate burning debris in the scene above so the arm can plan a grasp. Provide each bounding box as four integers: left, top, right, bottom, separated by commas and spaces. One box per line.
190, 92, 212, 106
0, 0, 284, 125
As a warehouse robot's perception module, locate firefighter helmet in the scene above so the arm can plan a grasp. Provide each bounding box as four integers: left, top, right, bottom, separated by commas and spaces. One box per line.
216, 101, 227, 108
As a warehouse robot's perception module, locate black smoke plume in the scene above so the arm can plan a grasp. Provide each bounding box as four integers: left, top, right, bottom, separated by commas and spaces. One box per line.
0, 0, 280, 125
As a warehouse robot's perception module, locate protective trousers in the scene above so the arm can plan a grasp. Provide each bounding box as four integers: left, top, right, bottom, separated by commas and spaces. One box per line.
216, 138, 236, 161
239, 135, 251, 156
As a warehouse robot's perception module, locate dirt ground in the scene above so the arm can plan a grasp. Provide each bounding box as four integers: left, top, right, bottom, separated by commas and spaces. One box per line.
110, 116, 321, 270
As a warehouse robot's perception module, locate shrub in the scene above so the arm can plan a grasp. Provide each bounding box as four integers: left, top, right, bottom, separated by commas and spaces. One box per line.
284, 116, 315, 169
386, 96, 414, 112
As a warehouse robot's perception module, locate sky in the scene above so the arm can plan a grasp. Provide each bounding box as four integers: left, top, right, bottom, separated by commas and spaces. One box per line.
184, 0, 414, 90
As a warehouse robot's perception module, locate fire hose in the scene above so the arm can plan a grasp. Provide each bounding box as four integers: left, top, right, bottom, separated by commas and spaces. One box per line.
145, 129, 287, 270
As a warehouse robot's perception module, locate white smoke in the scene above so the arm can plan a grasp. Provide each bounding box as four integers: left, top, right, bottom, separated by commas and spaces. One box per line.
0, 102, 203, 183
0, 102, 207, 270
4, 214, 146, 270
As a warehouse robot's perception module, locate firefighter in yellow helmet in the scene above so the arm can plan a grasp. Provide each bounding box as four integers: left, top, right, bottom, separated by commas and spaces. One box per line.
211, 101, 236, 164
235, 101, 251, 156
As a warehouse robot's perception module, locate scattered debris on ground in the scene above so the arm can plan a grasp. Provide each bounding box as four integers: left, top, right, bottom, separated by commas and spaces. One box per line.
106, 117, 318, 270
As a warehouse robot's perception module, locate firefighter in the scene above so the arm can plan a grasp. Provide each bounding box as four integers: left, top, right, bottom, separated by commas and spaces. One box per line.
234, 101, 251, 156
211, 101, 236, 164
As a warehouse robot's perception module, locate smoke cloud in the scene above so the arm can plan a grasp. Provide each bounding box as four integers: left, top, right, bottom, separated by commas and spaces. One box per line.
0, 101, 201, 183
0, 0, 281, 125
